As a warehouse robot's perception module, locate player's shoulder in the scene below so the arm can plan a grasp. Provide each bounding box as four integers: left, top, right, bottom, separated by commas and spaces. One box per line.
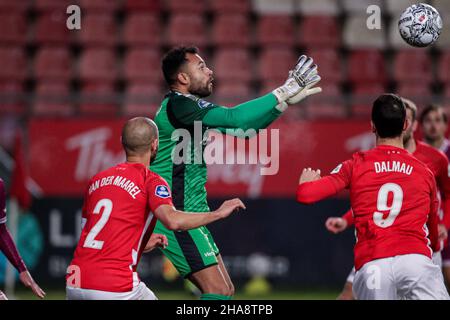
92, 162, 146, 180
402, 151, 436, 182
417, 140, 448, 162
146, 170, 171, 198
167, 91, 215, 110
145, 169, 170, 187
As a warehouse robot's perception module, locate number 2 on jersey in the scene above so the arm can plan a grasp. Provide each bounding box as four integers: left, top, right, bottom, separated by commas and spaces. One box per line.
373, 183, 403, 228
83, 199, 113, 250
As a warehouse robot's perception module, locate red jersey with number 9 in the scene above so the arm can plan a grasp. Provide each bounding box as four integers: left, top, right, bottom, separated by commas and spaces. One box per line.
67, 162, 173, 292
298, 145, 440, 271
335, 145, 440, 270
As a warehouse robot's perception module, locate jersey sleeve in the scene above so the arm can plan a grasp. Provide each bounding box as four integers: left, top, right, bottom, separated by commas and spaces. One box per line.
147, 175, 174, 212
436, 156, 450, 229
80, 184, 89, 230
296, 159, 353, 204
0, 178, 6, 224
342, 208, 354, 226
427, 176, 441, 252
168, 92, 282, 132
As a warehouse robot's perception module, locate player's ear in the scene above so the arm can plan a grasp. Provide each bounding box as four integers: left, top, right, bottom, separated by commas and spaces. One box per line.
370, 121, 376, 133
151, 138, 159, 152
403, 119, 408, 131
412, 120, 418, 132
177, 72, 189, 86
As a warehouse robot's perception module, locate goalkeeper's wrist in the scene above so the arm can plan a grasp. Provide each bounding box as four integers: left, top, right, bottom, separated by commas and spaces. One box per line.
275, 101, 288, 112
272, 86, 291, 104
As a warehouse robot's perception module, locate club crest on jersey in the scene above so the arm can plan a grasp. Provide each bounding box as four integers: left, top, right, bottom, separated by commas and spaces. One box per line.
331, 163, 342, 174
198, 99, 212, 109
155, 185, 170, 198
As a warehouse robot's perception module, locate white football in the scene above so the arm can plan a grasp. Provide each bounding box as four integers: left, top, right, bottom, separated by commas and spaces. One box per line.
398, 3, 443, 47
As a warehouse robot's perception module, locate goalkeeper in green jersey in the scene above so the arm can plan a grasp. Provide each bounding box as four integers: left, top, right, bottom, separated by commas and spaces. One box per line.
151, 46, 321, 300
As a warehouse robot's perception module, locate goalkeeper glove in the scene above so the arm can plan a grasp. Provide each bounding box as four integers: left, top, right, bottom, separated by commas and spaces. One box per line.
272, 55, 322, 105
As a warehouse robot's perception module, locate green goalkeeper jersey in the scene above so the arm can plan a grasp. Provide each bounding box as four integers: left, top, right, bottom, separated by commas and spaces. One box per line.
151, 90, 282, 212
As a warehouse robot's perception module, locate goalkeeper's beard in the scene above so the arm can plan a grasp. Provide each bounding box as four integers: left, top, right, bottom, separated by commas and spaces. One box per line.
189, 79, 213, 98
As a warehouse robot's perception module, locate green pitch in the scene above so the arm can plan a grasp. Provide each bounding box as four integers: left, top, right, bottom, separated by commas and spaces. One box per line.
13, 289, 340, 300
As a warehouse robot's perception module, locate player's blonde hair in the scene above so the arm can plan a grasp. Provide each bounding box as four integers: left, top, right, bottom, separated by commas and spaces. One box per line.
401, 97, 417, 121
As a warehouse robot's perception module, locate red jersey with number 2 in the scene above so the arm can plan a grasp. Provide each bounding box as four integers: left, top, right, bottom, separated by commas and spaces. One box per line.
297, 145, 440, 271
67, 162, 173, 292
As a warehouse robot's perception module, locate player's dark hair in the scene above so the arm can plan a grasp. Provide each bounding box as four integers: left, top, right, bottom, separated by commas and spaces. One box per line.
162, 46, 199, 86
419, 104, 448, 124
372, 94, 406, 138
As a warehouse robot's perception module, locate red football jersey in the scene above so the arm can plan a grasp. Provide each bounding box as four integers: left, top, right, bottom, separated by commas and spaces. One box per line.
342, 140, 450, 230
414, 140, 450, 229
67, 162, 173, 292
297, 145, 440, 271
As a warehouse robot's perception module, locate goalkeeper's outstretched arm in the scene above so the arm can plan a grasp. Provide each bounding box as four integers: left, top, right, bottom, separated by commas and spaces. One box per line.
204, 55, 322, 133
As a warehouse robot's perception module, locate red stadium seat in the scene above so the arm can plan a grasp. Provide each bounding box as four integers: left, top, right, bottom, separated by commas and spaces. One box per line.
212, 14, 251, 47
166, 0, 207, 13
0, 13, 27, 44
348, 50, 388, 85
123, 82, 161, 117
33, 82, 74, 116
307, 49, 343, 84
124, 0, 161, 12
77, 0, 119, 12
213, 81, 252, 106
79, 83, 119, 117
123, 13, 162, 46
0, 0, 31, 12
438, 51, 450, 83
445, 84, 450, 97
303, 83, 347, 119
0, 82, 26, 116
350, 83, 386, 118
167, 14, 207, 47
213, 49, 252, 83
258, 48, 296, 82
35, 0, 72, 11
123, 48, 161, 82
444, 84, 450, 109
258, 80, 283, 96
256, 15, 295, 47
79, 49, 118, 83
0, 47, 27, 81
210, 0, 251, 13
299, 16, 340, 48
78, 14, 117, 47
394, 50, 433, 84
305, 104, 347, 119
397, 82, 432, 106
34, 47, 72, 81
34, 12, 74, 44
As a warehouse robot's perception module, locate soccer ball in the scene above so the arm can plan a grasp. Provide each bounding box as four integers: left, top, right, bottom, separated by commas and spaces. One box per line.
398, 3, 443, 47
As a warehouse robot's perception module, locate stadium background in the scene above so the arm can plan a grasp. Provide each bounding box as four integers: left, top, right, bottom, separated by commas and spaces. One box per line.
0, 0, 449, 299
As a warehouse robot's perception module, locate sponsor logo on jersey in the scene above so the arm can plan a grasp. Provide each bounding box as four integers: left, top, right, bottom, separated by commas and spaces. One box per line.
155, 185, 170, 198
204, 251, 216, 257
198, 99, 212, 109
331, 163, 342, 174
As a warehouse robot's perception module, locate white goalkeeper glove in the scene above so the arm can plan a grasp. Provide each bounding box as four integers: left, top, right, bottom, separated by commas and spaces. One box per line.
272, 55, 322, 106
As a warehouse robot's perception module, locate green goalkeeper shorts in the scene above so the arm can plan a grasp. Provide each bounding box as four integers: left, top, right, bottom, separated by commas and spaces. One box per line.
154, 220, 220, 278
